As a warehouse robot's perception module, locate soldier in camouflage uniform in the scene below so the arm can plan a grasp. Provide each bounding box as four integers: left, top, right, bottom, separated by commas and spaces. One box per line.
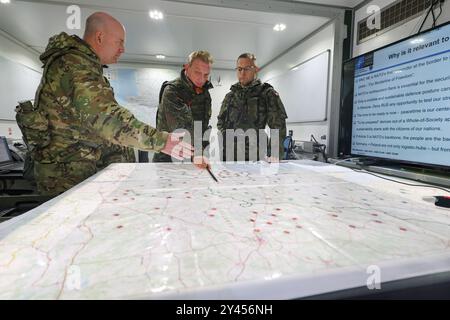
153, 51, 213, 163
16, 12, 194, 196
217, 53, 288, 162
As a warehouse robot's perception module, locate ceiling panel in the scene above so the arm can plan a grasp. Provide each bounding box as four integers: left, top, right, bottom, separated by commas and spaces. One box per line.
0, 0, 332, 69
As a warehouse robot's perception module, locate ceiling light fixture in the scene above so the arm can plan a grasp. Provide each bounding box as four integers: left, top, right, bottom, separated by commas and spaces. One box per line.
149, 10, 164, 20
0, 0, 11, 4
273, 23, 286, 32
156, 54, 166, 59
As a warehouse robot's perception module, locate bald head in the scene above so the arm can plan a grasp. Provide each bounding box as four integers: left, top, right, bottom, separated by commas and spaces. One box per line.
83, 12, 125, 65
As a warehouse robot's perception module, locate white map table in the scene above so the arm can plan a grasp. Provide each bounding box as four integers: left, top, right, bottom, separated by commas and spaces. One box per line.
0, 161, 449, 299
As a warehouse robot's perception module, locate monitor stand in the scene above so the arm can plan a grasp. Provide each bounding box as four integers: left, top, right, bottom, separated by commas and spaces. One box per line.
329, 158, 450, 188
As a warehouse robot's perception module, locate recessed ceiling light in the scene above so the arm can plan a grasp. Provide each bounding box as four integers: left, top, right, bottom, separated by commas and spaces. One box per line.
273, 24, 286, 32
0, 0, 11, 4
156, 54, 166, 59
149, 10, 164, 20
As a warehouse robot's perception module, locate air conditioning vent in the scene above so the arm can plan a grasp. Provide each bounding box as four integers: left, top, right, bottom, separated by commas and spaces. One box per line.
358, 0, 434, 44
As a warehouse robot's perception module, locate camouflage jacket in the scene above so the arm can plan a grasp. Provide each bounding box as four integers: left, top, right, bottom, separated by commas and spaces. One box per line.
23, 32, 169, 194
153, 69, 213, 162
217, 79, 288, 160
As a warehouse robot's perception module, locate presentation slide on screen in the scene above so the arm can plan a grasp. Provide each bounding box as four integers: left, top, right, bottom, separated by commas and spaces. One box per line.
351, 25, 450, 167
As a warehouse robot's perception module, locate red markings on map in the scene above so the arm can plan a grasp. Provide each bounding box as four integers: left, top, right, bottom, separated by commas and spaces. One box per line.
208, 208, 217, 217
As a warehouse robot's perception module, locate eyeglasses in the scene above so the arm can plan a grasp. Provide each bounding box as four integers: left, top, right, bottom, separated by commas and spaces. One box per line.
235, 66, 255, 72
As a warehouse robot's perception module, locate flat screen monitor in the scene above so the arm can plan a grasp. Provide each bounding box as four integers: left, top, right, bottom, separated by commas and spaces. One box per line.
339, 22, 450, 169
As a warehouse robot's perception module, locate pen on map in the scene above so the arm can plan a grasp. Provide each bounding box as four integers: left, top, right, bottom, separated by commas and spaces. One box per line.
422, 196, 450, 208
206, 166, 219, 183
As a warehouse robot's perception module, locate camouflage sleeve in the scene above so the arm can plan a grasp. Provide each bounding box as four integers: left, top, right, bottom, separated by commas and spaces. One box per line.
203, 92, 212, 149
67, 54, 169, 152
159, 85, 194, 138
265, 88, 288, 158
217, 93, 231, 132
205, 92, 212, 129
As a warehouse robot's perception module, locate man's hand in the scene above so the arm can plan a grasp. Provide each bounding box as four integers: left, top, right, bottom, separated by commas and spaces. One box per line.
160, 132, 194, 160
193, 155, 211, 170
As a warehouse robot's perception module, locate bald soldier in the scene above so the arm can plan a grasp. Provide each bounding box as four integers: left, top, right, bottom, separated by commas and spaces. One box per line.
16, 12, 199, 196
217, 53, 287, 162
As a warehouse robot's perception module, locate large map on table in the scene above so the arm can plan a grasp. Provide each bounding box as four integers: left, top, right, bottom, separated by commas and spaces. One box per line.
0, 162, 449, 299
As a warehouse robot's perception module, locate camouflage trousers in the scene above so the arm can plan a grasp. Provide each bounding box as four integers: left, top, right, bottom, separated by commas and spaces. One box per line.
34, 161, 98, 196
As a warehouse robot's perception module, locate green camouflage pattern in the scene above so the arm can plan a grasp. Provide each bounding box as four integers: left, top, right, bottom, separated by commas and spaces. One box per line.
153, 70, 212, 162
217, 79, 288, 160
21, 32, 168, 195
15, 100, 50, 155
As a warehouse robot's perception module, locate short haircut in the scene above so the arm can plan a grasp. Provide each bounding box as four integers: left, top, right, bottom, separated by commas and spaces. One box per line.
237, 53, 257, 64
188, 51, 214, 65
84, 12, 106, 38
